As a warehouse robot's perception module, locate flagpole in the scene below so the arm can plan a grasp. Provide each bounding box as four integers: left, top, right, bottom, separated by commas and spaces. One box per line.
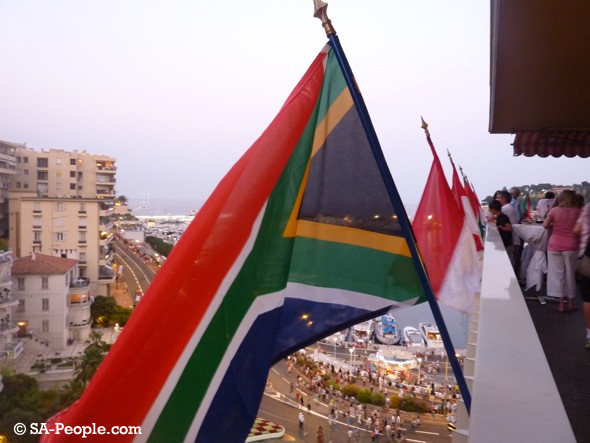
313, 1, 472, 414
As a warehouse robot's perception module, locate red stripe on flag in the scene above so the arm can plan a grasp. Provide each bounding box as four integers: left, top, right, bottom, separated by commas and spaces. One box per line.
45, 50, 328, 438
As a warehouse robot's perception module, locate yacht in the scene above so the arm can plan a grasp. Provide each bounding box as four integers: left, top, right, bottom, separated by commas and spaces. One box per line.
352, 320, 374, 345
374, 314, 401, 345
403, 326, 426, 348
418, 322, 444, 348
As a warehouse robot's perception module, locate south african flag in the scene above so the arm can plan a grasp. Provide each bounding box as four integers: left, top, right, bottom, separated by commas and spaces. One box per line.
45, 44, 425, 442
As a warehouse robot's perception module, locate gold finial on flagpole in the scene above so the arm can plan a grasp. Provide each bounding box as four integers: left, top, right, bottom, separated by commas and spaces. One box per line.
313, 0, 336, 36
420, 117, 430, 138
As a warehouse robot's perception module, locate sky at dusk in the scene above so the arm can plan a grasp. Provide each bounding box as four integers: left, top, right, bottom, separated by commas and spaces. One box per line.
1, 1, 587, 213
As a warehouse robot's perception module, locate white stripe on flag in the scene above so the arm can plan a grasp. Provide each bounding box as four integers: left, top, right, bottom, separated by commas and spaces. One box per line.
138, 204, 268, 441
184, 282, 416, 441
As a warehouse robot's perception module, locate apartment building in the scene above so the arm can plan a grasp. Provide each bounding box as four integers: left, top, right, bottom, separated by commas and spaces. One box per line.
12, 253, 92, 350
0, 250, 21, 360
8, 196, 115, 297
11, 147, 116, 199
0, 141, 18, 238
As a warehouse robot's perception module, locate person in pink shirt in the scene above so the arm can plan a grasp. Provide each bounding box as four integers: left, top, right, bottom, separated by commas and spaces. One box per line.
543, 190, 581, 312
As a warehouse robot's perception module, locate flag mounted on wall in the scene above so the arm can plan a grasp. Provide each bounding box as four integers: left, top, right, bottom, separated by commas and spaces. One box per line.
44, 44, 427, 442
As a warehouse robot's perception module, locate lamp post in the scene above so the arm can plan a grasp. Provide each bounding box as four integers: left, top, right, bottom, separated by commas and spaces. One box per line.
333, 336, 337, 360
349, 347, 354, 367
417, 357, 422, 383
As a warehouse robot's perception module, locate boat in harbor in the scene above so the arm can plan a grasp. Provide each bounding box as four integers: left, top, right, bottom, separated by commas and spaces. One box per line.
352, 319, 374, 346
418, 322, 444, 348
402, 326, 426, 348
374, 314, 401, 345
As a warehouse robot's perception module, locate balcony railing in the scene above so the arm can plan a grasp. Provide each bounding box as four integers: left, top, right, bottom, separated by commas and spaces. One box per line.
455, 226, 576, 443
0, 251, 12, 264
0, 294, 18, 308
0, 321, 18, 333
69, 319, 92, 328
69, 277, 90, 289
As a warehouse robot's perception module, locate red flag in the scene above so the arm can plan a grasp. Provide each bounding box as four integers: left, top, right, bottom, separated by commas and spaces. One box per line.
413, 134, 480, 313
450, 161, 483, 251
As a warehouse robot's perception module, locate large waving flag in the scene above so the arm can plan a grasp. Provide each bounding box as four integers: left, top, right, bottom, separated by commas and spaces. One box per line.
449, 157, 483, 251
413, 123, 480, 313
46, 45, 425, 442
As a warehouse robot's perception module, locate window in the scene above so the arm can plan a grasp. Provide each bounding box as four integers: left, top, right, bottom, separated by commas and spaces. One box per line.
24, 156, 28, 163
56, 158, 62, 165
70, 158, 76, 165
42, 320, 49, 333
33, 217, 41, 227
79, 217, 87, 227
70, 183, 76, 190
56, 182, 62, 190
55, 217, 65, 227
55, 202, 65, 212
37, 158, 48, 168
79, 267, 86, 277
78, 185, 83, 190
17, 277, 25, 290
79, 252, 87, 263
70, 171, 76, 178
79, 231, 86, 242
37, 171, 48, 180
42, 298, 49, 311
42, 277, 49, 290
16, 156, 21, 163
23, 169, 28, 176
23, 183, 28, 189
17, 299, 25, 313
55, 232, 65, 242
33, 202, 41, 212
16, 182, 21, 189
37, 183, 48, 194
33, 232, 41, 242
56, 171, 62, 178
80, 203, 86, 212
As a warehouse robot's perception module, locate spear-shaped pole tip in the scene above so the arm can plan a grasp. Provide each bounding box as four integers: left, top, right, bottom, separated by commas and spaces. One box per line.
420, 117, 430, 138
447, 149, 453, 161
459, 165, 465, 179
313, 0, 336, 37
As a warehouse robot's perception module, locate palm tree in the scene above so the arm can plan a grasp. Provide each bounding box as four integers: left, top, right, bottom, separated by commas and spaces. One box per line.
74, 331, 111, 387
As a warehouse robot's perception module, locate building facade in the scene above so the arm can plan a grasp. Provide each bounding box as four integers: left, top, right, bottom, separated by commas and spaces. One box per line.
11, 147, 116, 200
12, 253, 92, 350
0, 250, 21, 360
0, 141, 18, 238
8, 196, 115, 297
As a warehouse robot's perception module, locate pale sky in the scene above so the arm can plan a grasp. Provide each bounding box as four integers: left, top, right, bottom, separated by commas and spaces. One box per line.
0, 1, 586, 212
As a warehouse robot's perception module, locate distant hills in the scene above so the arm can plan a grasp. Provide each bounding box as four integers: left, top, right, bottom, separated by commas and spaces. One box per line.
483, 181, 590, 207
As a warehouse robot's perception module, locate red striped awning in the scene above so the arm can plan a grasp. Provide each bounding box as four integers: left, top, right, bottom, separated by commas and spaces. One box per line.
513, 131, 590, 158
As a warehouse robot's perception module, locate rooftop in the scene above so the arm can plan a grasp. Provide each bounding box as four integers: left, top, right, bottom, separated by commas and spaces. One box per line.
12, 253, 78, 275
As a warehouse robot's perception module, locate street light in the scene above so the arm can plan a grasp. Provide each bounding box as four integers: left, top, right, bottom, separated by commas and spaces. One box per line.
349, 347, 354, 367
333, 336, 338, 360
417, 357, 422, 383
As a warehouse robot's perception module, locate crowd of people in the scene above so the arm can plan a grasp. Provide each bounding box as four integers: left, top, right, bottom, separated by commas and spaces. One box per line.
488, 187, 590, 349
286, 354, 460, 442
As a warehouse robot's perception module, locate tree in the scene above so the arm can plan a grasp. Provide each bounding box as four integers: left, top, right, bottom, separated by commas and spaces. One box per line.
90, 296, 117, 327
116, 195, 128, 205
74, 331, 111, 387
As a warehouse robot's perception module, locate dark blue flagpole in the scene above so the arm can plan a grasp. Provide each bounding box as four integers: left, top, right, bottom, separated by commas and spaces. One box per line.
313, 0, 472, 414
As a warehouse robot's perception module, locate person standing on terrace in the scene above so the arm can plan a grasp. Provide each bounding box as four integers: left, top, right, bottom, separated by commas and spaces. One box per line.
543, 190, 581, 312
574, 200, 590, 349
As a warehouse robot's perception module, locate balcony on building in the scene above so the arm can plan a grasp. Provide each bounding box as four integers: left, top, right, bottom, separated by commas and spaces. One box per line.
69, 318, 92, 329
69, 276, 90, 290
99, 231, 113, 247
0, 320, 19, 335
0, 158, 16, 175
95, 161, 116, 173
98, 265, 115, 282
0, 292, 18, 309
96, 174, 116, 185
96, 187, 116, 199
0, 341, 24, 360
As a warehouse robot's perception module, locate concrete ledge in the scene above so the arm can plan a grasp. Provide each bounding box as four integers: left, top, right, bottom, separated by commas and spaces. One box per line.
469, 226, 575, 442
